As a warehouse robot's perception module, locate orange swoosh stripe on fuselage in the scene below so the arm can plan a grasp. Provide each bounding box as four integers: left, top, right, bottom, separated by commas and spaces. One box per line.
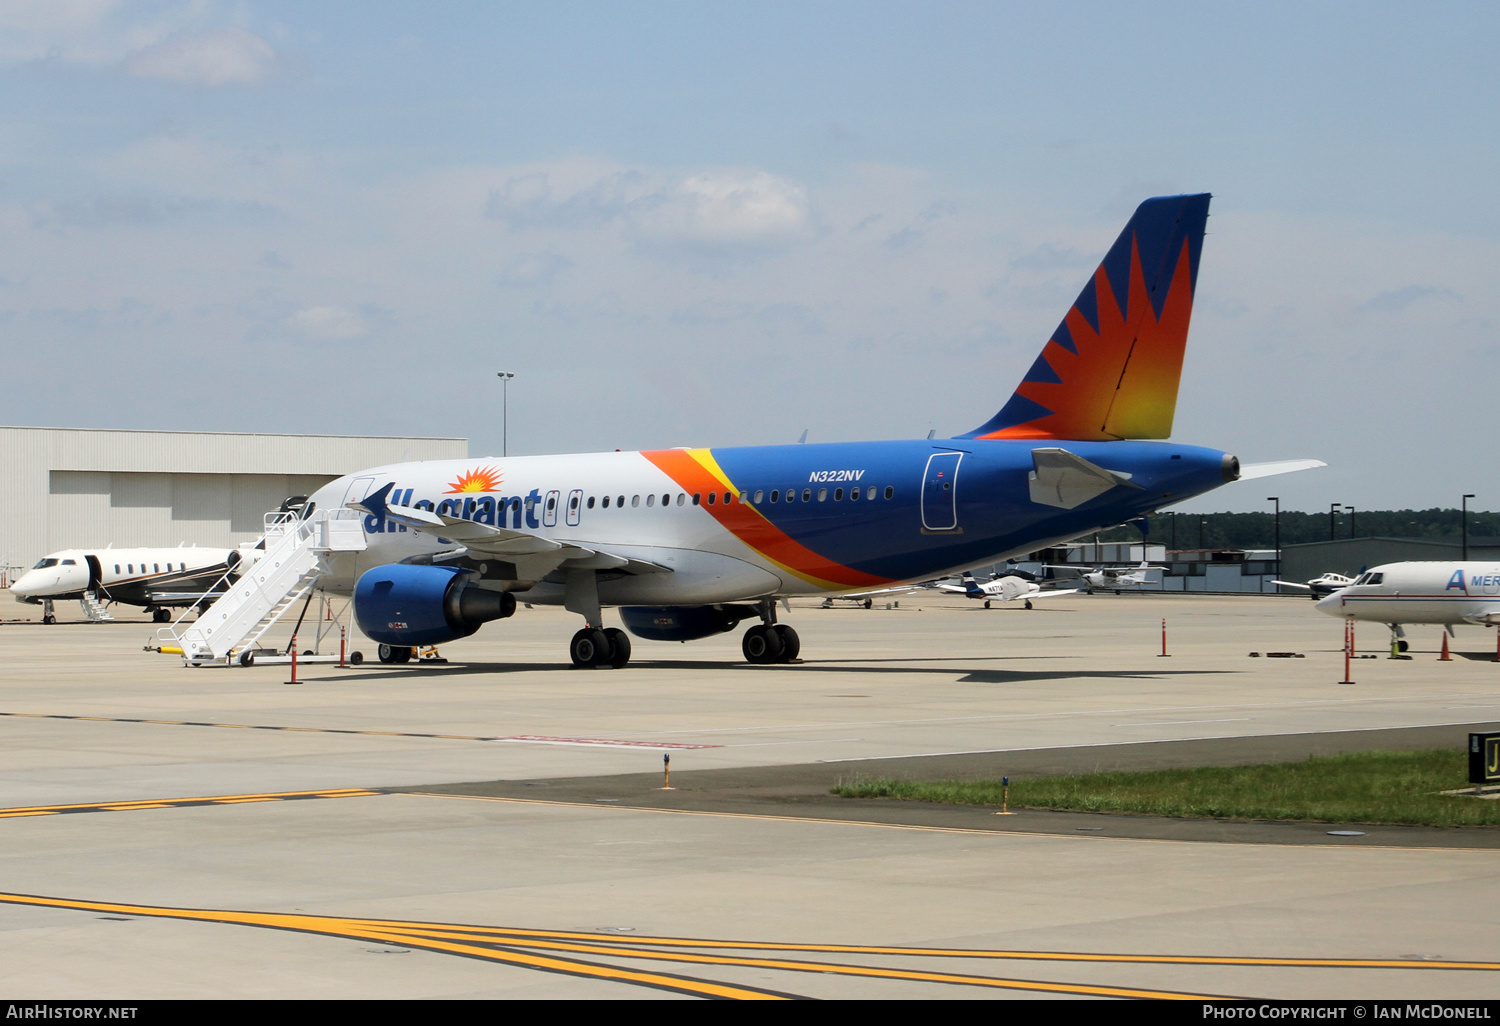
640, 449, 892, 591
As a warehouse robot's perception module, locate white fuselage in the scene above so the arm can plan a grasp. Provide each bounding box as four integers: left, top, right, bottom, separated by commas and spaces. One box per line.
309, 454, 804, 606
1315, 562, 1500, 627
11, 547, 233, 604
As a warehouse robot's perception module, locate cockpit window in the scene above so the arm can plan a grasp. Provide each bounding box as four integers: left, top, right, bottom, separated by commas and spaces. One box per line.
33, 558, 58, 569
1353, 573, 1370, 585
1367, 572, 1383, 585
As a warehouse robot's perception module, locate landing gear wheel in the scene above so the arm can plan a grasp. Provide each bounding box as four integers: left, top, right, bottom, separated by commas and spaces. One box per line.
1024, 599, 1033, 610
603, 627, 632, 668
772, 624, 800, 662
41, 614, 56, 625
570, 628, 609, 668
1396, 639, 1410, 653
863, 598, 873, 609
984, 600, 991, 609
152, 608, 170, 623
378, 644, 413, 664
742, 624, 784, 664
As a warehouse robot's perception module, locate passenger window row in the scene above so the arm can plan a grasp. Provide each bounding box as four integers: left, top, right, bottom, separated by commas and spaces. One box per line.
576, 485, 896, 510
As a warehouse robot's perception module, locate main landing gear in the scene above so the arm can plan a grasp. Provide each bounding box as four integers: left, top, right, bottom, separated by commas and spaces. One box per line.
570, 626, 631, 668
743, 600, 800, 664
378, 644, 413, 664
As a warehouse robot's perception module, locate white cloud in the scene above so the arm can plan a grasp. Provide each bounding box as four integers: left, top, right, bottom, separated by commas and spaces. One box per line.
0, 0, 136, 64
483, 162, 814, 252
291, 306, 368, 341
633, 171, 812, 247
124, 27, 278, 87
0, 3, 281, 88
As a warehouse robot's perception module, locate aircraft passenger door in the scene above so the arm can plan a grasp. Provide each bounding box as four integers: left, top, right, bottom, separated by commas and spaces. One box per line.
921, 452, 962, 532
565, 489, 583, 527
543, 489, 561, 528
342, 476, 376, 507
85, 555, 102, 591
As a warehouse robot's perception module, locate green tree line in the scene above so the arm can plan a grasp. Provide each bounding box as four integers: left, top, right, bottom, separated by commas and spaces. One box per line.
1097, 508, 1500, 550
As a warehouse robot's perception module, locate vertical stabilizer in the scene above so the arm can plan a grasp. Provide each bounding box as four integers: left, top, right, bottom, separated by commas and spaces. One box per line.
960, 194, 1210, 441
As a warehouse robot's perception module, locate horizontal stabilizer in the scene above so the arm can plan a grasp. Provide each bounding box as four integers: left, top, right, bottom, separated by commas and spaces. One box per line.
1028, 447, 1140, 509
1237, 459, 1327, 481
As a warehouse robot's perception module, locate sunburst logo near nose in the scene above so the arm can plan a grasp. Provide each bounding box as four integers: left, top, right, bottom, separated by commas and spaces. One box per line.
444, 466, 503, 494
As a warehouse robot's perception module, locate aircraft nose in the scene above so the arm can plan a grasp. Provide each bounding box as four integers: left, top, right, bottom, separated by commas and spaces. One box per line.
10, 571, 40, 597
1314, 592, 1344, 617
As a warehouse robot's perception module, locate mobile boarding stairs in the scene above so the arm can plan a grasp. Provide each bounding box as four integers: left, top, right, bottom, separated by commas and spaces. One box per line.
154, 507, 366, 666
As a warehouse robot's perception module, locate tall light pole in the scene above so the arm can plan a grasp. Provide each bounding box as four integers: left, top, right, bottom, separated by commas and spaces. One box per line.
1345, 505, 1355, 539
497, 372, 515, 457
1329, 502, 1341, 541
1268, 496, 1280, 592
1464, 494, 1475, 561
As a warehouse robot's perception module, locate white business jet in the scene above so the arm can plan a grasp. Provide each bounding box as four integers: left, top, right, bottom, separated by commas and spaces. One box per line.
11, 546, 236, 623
1316, 562, 1500, 651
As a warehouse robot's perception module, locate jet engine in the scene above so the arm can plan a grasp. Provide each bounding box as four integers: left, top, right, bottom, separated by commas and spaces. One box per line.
619, 605, 752, 642
353, 564, 515, 647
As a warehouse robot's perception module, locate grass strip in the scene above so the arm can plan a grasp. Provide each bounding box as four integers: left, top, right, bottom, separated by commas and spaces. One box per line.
832, 749, 1500, 827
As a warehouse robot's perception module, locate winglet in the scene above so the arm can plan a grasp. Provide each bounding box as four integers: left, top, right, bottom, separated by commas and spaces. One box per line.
960, 194, 1211, 441
349, 481, 395, 517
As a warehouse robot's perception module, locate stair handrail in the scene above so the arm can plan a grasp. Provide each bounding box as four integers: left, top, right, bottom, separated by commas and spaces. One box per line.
153, 506, 337, 649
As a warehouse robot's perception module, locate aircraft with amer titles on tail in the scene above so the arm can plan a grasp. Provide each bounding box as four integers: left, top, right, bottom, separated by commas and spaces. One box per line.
196, 194, 1324, 669
1317, 563, 1500, 652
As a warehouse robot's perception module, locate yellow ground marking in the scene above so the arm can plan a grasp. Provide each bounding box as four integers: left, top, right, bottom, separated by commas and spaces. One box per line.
366, 925, 1218, 999
0, 893, 784, 1000
411, 791, 1494, 854
399, 922, 1500, 973
2, 890, 1489, 998
0, 711, 508, 743
0, 788, 381, 818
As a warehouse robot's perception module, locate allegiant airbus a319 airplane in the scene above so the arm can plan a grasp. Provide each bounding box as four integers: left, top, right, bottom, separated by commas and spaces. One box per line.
299, 194, 1321, 668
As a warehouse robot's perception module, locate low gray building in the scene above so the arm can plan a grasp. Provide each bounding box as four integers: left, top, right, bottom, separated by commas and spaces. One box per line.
1278, 537, 1500, 586
0, 426, 466, 577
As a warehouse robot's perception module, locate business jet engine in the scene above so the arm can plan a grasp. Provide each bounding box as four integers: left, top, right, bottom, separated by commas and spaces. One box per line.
353, 564, 515, 647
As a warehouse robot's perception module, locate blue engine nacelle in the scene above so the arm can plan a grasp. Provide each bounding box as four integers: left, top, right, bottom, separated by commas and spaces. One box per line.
619, 605, 748, 642
354, 564, 515, 647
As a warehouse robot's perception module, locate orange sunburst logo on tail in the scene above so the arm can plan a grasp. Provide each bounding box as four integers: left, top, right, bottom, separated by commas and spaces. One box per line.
444, 466, 503, 493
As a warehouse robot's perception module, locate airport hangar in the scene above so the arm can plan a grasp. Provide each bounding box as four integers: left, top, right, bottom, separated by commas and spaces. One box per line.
0, 426, 467, 577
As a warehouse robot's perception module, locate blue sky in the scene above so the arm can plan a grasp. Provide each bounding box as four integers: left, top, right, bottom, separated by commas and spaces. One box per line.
3, 1, 1498, 512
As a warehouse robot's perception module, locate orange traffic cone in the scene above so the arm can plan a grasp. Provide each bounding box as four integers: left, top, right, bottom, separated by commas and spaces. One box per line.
1440, 633, 1451, 661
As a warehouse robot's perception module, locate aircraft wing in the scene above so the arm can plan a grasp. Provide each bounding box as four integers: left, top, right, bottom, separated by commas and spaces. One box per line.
1025, 587, 1086, 600
1237, 459, 1327, 480
359, 499, 671, 577
1271, 580, 1312, 590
